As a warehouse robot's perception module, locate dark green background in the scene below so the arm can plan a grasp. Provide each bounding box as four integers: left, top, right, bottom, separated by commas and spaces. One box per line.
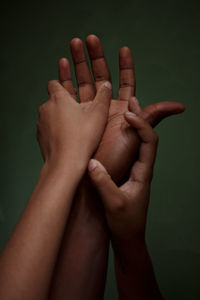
0, 0, 199, 299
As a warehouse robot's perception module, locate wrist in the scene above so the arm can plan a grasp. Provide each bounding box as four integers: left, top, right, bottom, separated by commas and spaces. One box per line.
112, 236, 147, 261
33, 158, 86, 204
43, 156, 87, 182
70, 175, 109, 236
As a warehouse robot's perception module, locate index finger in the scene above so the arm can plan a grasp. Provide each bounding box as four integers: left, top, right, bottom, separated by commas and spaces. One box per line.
47, 80, 65, 96
124, 112, 158, 184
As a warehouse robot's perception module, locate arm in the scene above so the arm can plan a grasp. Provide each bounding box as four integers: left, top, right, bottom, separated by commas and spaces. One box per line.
0, 80, 112, 300
88, 109, 166, 299
48, 176, 109, 300
49, 34, 184, 300
48, 36, 112, 300
0, 160, 82, 300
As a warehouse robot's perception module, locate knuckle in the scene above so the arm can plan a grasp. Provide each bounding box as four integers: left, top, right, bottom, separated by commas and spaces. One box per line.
38, 104, 44, 115
95, 75, 107, 82
54, 90, 65, 100
95, 171, 109, 184
114, 198, 126, 212
98, 101, 108, 112
95, 99, 110, 115
99, 84, 111, 96
108, 197, 126, 214
151, 132, 159, 144
47, 80, 55, 88
47, 80, 53, 91
38, 102, 49, 114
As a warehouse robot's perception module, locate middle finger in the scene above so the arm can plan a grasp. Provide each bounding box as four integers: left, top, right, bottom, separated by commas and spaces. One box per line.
70, 38, 95, 102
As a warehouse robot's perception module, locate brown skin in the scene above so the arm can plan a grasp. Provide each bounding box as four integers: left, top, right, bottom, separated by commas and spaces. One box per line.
88, 108, 163, 299
0, 80, 112, 300
37, 80, 112, 168
48, 35, 184, 300
59, 35, 185, 182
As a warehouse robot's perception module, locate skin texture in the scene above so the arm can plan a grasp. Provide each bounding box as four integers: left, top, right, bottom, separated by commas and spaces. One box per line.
48, 35, 185, 300
37, 80, 112, 168
58, 36, 185, 182
88, 108, 164, 300
0, 80, 112, 300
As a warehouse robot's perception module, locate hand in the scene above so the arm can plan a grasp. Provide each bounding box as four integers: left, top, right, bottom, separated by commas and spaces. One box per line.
58, 35, 185, 182
37, 79, 112, 170
88, 106, 158, 243
88, 104, 165, 300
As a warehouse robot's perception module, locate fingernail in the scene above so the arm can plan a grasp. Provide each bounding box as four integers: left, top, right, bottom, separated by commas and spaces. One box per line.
125, 112, 137, 118
104, 82, 112, 89
88, 159, 97, 172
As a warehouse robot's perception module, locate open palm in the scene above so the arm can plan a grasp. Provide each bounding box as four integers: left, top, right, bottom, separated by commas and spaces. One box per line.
59, 35, 184, 183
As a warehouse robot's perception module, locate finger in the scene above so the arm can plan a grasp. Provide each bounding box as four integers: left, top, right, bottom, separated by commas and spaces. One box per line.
88, 159, 122, 213
124, 112, 158, 184
86, 34, 112, 92
128, 97, 142, 115
91, 81, 112, 113
141, 101, 185, 127
58, 58, 77, 100
118, 47, 135, 101
70, 38, 95, 102
47, 80, 65, 96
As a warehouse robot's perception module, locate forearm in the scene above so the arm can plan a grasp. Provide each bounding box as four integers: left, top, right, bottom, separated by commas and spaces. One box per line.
112, 239, 164, 300
0, 161, 82, 300
49, 175, 110, 300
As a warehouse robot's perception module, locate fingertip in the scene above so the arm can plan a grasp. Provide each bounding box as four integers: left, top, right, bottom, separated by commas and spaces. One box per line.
59, 57, 68, 65
132, 96, 139, 104
97, 81, 112, 95
124, 111, 138, 120
70, 37, 82, 47
119, 46, 134, 68
58, 58, 70, 79
85, 34, 103, 58
128, 96, 141, 113
86, 34, 100, 44
124, 111, 148, 130
70, 38, 85, 62
104, 81, 112, 90
163, 101, 186, 114
176, 102, 186, 113
88, 159, 98, 172
119, 46, 131, 55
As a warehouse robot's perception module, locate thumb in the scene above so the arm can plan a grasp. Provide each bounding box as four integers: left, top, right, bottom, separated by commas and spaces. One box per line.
88, 159, 122, 213
142, 101, 185, 128
91, 81, 112, 113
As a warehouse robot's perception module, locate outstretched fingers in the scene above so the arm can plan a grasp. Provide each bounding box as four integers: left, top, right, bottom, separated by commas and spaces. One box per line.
118, 47, 135, 101
86, 34, 112, 92
142, 101, 185, 127
58, 58, 77, 100
70, 38, 95, 102
124, 112, 158, 184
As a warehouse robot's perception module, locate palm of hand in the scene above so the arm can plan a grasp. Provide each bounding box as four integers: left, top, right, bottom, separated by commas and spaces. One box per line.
81, 98, 138, 183
94, 100, 139, 183
59, 35, 184, 184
